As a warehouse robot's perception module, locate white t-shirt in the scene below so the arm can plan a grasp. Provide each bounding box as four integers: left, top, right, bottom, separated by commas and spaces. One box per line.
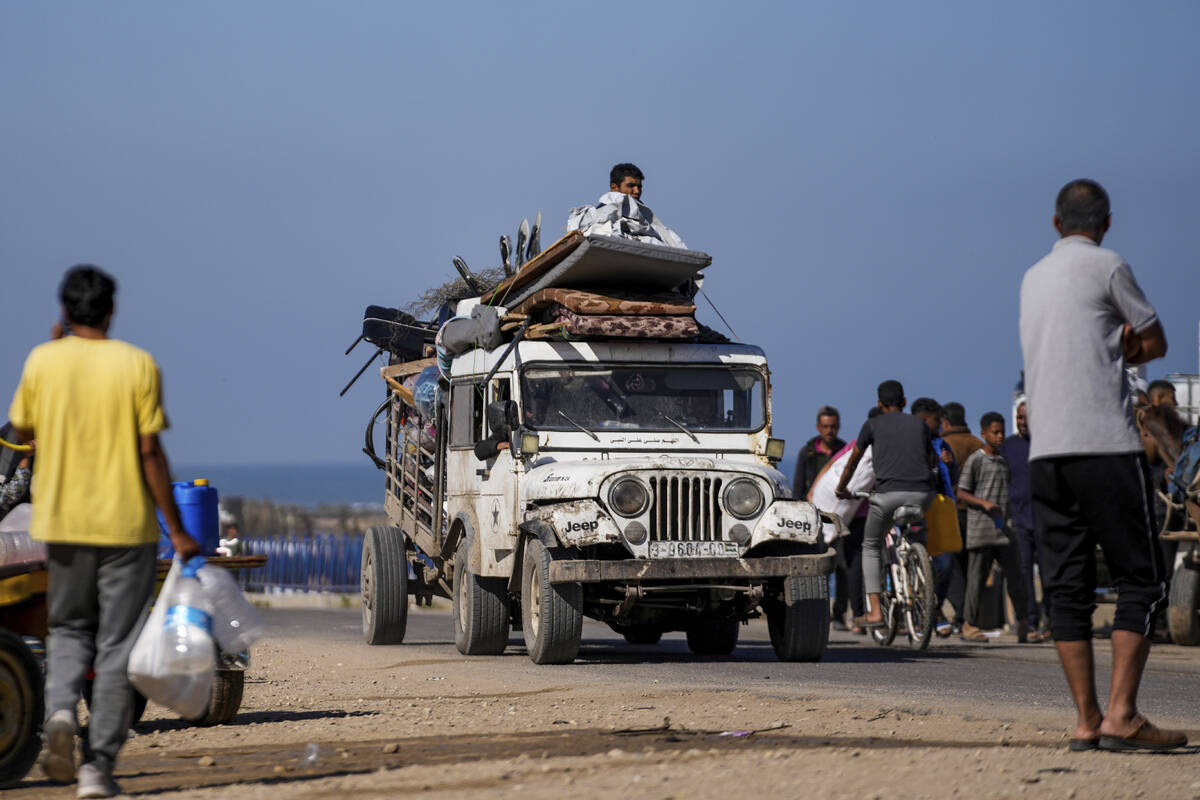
810, 444, 875, 543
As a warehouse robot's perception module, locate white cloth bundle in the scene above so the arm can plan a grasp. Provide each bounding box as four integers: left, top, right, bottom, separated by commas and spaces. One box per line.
567, 192, 687, 249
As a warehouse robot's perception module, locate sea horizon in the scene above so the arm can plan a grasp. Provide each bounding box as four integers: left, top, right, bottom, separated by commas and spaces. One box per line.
173, 461, 385, 508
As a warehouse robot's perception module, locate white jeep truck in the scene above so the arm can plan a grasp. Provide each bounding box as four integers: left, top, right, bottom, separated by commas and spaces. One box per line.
360, 317, 839, 664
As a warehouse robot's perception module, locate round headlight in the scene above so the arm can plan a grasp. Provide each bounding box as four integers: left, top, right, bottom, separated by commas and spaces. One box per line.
723, 479, 764, 519
609, 478, 649, 517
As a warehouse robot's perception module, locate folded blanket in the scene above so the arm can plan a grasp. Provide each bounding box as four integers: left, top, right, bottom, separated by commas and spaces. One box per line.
550, 307, 698, 339
515, 287, 696, 317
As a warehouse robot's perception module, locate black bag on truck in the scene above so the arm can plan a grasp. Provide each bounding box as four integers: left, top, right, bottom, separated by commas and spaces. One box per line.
362, 305, 434, 361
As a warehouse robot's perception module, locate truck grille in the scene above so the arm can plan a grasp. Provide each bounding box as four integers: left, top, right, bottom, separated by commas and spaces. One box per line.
648, 475, 724, 541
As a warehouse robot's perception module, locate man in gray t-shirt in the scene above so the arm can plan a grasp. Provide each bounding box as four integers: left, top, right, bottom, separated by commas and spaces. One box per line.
1019, 178, 1182, 752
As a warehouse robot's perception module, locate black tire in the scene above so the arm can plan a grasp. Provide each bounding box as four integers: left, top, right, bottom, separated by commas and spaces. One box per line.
685, 619, 739, 655
521, 538, 582, 664
868, 557, 898, 646
0, 630, 42, 789
1167, 560, 1200, 646
767, 575, 830, 662
362, 525, 409, 645
618, 626, 663, 645
902, 543, 936, 651
453, 535, 511, 655
188, 669, 244, 727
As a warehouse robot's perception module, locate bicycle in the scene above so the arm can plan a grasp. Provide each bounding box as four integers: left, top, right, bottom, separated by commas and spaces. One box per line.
855, 495, 936, 650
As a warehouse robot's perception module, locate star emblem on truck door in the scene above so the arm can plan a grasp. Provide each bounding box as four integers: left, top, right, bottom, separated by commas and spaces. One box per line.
492, 500, 501, 526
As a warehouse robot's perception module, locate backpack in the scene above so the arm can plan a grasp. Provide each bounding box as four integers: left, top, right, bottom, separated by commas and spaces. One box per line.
1169, 425, 1200, 502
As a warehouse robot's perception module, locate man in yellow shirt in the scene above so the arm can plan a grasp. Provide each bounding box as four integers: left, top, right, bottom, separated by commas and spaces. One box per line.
8, 265, 199, 798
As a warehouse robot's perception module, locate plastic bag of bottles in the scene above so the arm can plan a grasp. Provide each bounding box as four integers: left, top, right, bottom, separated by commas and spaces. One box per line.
128, 556, 215, 720
196, 562, 264, 654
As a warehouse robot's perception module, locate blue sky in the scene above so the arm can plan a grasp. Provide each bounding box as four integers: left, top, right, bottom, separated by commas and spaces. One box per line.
3, 2, 1198, 467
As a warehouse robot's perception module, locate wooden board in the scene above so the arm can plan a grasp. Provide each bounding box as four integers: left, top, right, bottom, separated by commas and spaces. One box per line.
484, 231, 585, 306
380, 357, 438, 380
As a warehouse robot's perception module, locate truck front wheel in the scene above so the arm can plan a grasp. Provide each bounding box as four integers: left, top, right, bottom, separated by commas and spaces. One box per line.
766, 575, 830, 662
452, 536, 511, 655
521, 539, 583, 664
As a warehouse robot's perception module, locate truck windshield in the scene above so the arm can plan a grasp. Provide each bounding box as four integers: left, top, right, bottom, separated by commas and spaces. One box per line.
520, 364, 766, 433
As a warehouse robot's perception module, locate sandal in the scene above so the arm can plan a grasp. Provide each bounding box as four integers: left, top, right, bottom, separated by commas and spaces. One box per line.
1098, 719, 1188, 752
1068, 737, 1099, 752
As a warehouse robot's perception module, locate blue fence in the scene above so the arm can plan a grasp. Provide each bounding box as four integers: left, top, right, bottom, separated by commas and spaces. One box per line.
241, 534, 364, 594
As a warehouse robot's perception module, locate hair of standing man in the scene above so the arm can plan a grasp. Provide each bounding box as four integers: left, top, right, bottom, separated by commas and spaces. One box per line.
980, 411, 1005, 430
1055, 178, 1110, 238
876, 380, 904, 408
59, 264, 116, 328
910, 397, 941, 417
941, 401, 968, 428
816, 405, 840, 423
610, 162, 644, 186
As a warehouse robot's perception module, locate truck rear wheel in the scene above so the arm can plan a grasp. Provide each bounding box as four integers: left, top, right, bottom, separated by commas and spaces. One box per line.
686, 619, 739, 655
617, 625, 663, 645
766, 575, 830, 662
453, 536, 511, 655
361, 526, 409, 645
1167, 560, 1200, 646
521, 539, 583, 664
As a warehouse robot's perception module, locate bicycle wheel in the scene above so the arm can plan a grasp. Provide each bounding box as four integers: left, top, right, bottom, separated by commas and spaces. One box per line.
869, 564, 898, 646
902, 542, 936, 650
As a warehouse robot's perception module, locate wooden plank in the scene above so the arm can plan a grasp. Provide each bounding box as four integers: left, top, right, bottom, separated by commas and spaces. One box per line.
384, 376, 416, 408
484, 231, 585, 306
525, 322, 567, 340
380, 357, 437, 380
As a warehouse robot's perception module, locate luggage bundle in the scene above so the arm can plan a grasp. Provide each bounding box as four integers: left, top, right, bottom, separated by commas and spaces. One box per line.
487, 232, 712, 342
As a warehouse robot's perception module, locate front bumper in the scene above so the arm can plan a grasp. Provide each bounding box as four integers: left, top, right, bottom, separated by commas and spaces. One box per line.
546, 548, 836, 584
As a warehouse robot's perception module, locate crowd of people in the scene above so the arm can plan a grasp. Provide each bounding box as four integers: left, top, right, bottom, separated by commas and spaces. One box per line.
797, 378, 1188, 644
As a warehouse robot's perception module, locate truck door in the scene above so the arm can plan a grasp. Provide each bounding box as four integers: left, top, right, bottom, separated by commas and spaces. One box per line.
445, 377, 518, 578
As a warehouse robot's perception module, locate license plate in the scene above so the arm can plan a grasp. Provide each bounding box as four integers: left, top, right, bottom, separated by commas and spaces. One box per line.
647, 541, 740, 558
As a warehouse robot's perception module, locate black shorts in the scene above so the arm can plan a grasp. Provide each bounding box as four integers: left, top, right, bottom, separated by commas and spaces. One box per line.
1030, 452, 1166, 642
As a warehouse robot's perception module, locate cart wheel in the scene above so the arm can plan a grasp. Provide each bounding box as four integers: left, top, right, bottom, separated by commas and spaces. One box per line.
1167, 560, 1200, 646
187, 669, 244, 727
0, 629, 43, 789
361, 525, 409, 645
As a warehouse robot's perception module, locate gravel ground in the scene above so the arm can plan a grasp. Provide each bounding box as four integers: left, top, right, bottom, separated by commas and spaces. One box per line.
10, 604, 1200, 799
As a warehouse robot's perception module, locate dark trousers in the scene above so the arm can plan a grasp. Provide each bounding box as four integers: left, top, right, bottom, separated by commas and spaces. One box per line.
943, 510, 970, 619
1014, 526, 1052, 628
840, 517, 866, 619
964, 542, 1028, 629
46, 544, 156, 771
1031, 453, 1167, 642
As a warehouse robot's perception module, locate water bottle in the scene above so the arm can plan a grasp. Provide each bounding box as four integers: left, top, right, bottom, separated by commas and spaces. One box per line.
162, 557, 215, 678
196, 562, 264, 654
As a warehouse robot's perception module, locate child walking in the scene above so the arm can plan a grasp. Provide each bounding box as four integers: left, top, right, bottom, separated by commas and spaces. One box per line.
955, 412, 1031, 643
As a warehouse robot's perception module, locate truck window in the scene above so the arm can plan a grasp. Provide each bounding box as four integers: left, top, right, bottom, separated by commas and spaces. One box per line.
449, 382, 485, 446
520, 364, 766, 433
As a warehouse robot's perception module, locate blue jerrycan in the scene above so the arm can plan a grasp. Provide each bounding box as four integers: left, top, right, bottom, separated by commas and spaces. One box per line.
157, 479, 220, 557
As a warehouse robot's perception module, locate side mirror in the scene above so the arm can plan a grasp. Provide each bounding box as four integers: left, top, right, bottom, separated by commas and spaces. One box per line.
486, 400, 519, 438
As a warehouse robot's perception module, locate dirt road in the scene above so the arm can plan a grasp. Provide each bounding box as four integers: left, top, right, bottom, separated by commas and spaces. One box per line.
12, 605, 1200, 799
